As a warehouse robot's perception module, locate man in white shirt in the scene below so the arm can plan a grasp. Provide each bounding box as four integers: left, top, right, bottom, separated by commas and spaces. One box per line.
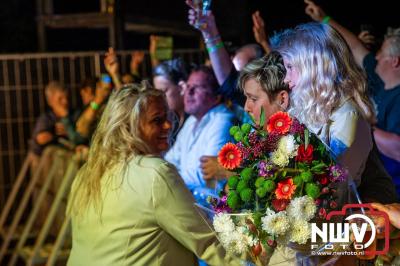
165, 66, 235, 206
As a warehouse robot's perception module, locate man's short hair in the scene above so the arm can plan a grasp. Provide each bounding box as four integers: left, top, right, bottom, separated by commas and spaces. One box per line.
190, 65, 219, 93
235, 44, 264, 60
239, 51, 289, 100
385, 27, 400, 56
44, 81, 66, 100
80, 77, 97, 92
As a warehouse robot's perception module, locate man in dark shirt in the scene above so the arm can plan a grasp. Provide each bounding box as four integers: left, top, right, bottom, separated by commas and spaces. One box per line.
30, 81, 84, 155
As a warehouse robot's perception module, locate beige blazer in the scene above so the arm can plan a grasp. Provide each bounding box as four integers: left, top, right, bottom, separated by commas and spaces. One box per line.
67, 155, 237, 266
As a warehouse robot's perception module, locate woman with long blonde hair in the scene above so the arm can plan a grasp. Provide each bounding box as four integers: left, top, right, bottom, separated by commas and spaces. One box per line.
271, 23, 396, 203
67, 83, 235, 266
265, 21, 397, 266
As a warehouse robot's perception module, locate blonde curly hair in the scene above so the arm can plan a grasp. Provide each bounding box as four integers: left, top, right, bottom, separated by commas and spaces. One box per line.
271, 23, 376, 129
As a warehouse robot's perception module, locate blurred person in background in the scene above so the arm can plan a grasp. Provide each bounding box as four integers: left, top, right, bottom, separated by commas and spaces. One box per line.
153, 58, 190, 145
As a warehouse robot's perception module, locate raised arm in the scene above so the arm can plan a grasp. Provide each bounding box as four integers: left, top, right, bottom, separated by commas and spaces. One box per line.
304, 0, 369, 66
104, 47, 123, 90
373, 127, 400, 162
130, 50, 145, 78
252, 11, 271, 54
76, 82, 111, 137
186, 0, 232, 85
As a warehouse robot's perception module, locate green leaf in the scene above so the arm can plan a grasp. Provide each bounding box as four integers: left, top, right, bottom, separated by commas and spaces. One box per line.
253, 212, 263, 228
311, 163, 327, 173
304, 128, 309, 148
259, 107, 266, 128
249, 113, 256, 124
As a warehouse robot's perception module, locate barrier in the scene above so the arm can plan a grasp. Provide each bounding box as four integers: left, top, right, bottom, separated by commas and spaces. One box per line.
0, 49, 206, 212
0, 146, 80, 265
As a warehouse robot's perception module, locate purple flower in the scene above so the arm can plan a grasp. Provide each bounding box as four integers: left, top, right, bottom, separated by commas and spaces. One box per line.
329, 165, 348, 182
213, 195, 232, 213
252, 142, 265, 158
265, 133, 280, 152
248, 131, 259, 145
237, 142, 251, 160
257, 160, 274, 177
289, 118, 305, 135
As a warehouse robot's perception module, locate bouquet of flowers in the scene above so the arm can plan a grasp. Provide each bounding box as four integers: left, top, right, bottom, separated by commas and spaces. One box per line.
211, 111, 349, 265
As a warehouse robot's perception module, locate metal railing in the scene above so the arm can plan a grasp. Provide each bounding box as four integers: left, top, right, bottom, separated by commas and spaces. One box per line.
0, 49, 206, 210
0, 146, 79, 265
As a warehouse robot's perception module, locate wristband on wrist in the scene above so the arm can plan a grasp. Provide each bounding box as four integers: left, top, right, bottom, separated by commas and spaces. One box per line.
90, 101, 100, 111
322, 16, 331, 24
204, 35, 221, 44
206, 41, 224, 53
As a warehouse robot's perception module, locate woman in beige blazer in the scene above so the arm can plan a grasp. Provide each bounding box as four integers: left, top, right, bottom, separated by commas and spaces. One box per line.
67, 83, 235, 266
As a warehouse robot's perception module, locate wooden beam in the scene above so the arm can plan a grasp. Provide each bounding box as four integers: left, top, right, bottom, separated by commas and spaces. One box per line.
124, 15, 197, 37
38, 13, 113, 29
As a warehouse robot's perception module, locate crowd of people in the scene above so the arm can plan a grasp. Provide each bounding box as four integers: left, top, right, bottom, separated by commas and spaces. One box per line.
27, 0, 400, 265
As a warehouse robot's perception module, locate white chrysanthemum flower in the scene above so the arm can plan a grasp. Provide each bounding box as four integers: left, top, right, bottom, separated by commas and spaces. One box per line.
213, 213, 235, 233
271, 150, 289, 167
218, 232, 232, 249
223, 230, 251, 255
289, 219, 311, 244
261, 210, 290, 236
287, 196, 317, 222
218, 225, 257, 255
278, 135, 299, 158
265, 208, 275, 216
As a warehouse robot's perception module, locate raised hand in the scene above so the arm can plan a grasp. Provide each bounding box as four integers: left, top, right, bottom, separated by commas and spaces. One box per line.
186, 0, 218, 38
94, 82, 112, 105
252, 11, 270, 54
358, 31, 376, 48
130, 50, 145, 75
104, 47, 119, 77
304, 0, 326, 22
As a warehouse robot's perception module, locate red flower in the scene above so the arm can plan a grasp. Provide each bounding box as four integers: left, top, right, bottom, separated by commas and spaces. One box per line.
318, 208, 327, 219
315, 199, 322, 206
267, 239, 277, 248
252, 242, 262, 256
272, 199, 290, 211
296, 144, 314, 163
317, 175, 329, 185
275, 178, 296, 200
267, 112, 292, 135
218, 143, 242, 170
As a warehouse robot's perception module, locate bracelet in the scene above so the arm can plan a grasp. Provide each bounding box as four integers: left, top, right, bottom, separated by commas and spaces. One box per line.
90, 101, 100, 111
204, 35, 221, 44
206, 41, 224, 53
322, 16, 331, 24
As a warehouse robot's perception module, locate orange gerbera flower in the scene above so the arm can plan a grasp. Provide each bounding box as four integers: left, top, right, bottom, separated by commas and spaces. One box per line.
275, 178, 296, 200
218, 143, 242, 170
267, 111, 292, 135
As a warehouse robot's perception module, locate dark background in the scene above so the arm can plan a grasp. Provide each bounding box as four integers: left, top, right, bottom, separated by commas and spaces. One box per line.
0, 0, 398, 53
